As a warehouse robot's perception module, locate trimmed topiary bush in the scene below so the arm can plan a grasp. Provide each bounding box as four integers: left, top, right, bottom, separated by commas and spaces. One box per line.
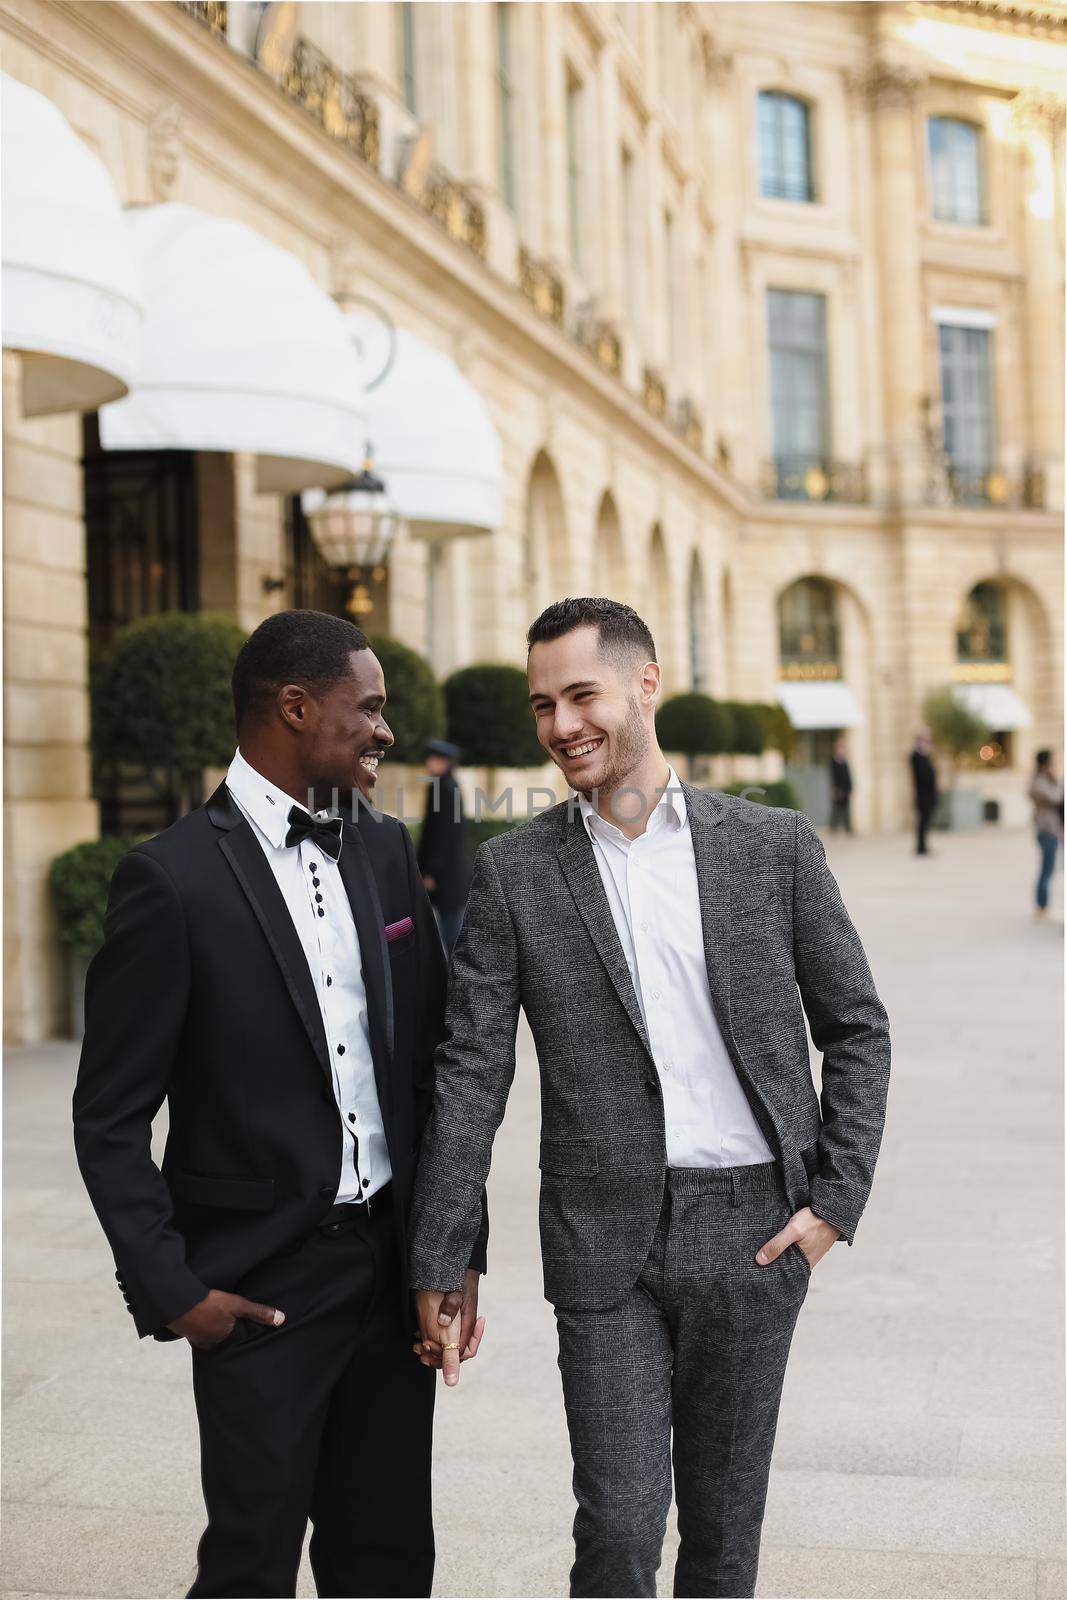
657, 693, 733, 779
367, 635, 444, 765
49, 836, 138, 957
722, 700, 766, 757
444, 663, 544, 770
922, 687, 990, 787
753, 701, 795, 759
91, 612, 247, 788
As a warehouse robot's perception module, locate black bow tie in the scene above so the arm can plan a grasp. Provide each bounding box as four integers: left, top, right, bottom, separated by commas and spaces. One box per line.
285, 806, 343, 862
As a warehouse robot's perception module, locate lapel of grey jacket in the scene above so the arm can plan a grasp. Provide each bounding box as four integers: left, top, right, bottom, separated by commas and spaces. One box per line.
556, 806, 653, 1059
680, 781, 733, 1048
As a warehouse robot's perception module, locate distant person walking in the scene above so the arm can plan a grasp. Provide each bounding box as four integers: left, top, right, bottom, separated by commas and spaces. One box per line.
829, 737, 853, 833
910, 728, 939, 856
1028, 748, 1064, 918
417, 738, 469, 954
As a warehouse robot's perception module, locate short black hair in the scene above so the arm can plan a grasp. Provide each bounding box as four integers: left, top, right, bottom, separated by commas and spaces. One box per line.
1036, 748, 1052, 767
232, 609, 369, 728
526, 597, 656, 667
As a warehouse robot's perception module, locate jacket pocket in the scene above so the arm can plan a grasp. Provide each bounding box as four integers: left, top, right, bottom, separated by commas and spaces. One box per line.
173, 1172, 276, 1211
539, 1138, 599, 1177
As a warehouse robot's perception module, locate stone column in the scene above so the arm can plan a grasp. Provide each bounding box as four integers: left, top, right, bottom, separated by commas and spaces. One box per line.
1012, 89, 1066, 512
645, 119, 667, 372
596, 39, 624, 322
855, 60, 927, 509
539, 1, 569, 266
2, 354, 98, 1043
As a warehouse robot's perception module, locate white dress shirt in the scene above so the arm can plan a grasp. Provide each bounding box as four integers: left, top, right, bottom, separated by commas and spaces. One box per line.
578, 766, 775, 1169
225, 748, 390, 1204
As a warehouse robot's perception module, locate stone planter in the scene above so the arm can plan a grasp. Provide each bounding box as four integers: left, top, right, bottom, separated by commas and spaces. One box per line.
934, 787, 984, 832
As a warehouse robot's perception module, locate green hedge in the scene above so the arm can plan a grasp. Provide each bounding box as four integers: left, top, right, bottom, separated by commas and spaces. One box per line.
367, 635, 444, 764
718, 779, 802, 810
444, 663, 543, 769
49, 836, 138, 957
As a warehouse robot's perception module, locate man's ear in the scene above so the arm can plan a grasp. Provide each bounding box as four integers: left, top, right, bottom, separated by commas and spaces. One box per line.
278, 683, 312, 731
639, 659, 662, 706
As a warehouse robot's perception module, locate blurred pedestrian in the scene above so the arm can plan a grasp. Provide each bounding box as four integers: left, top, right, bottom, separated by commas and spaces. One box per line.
1028, 748, 1063, 918
910, 727, 939, 856
829, 737, 853, 833
417, 738, 469, 954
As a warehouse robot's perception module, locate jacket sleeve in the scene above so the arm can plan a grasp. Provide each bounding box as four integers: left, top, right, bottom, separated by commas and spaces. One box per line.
408, 840, 520, 1291
400, 821, 488, 1275
72, 848, 210, 1337
792, 813, 891, 1246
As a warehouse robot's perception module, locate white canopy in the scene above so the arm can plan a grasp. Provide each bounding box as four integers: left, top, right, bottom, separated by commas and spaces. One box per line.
953, 682, 1032, 730
776, 680, 864, 730
336, 316, 502, 535
99, 204, 368, 493
1, 73, 142, 415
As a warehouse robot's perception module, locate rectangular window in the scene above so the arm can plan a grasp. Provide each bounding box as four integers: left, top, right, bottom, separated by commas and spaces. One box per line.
928, 117, 985, 225
938, 322, 995, 488
767, 289, 829, 496
758, 90, 814, 202
566, 73, 583, 271
399, 2, 417, 115
496, 2, 516, 210
663, 209, 675, 371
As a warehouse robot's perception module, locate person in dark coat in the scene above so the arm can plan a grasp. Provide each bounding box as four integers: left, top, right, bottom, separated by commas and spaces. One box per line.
910, 726, 940, 856
829, 736, 853, 833
417, 738, 469, 954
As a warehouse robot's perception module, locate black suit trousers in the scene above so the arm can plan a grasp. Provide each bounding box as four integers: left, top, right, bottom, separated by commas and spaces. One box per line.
187, 1198, 434, 1599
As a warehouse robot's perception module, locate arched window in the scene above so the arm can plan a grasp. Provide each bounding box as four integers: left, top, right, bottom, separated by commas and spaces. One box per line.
928, 117, 986, 226
648, 526, 670, 661
593, 492, 625, 598
525, 452, 567, 613
778, 576, 839, 677
758, 91, 814, 202
956, 581, 1007, 665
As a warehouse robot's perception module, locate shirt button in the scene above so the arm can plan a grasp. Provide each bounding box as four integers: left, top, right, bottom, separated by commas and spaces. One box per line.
651, 990, 661, 1002
318, 908, 325, 918
362, 1179, 370, 1189
309, 862, 318, 872
337, 1043, 345, 1055
315, 893, 323, 903
326, 976, 332, 987
312, 877, 320, 888
348, 1112, 356, 1123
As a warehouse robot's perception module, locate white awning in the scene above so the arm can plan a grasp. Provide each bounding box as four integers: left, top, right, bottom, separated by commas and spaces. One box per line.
99, 204, 367, 493
776, 681, 864, 730
342, 316, 502, 535
1, 73, 142, 415
953, 682, 1032, 730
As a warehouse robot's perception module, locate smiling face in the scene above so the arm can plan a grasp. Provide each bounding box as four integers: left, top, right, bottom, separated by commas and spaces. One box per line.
282, 648, 394, 809
527, 624, 658, 796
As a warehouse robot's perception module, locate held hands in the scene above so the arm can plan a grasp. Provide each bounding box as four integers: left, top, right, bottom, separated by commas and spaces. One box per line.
755, 1205, 839, 1272
414, 1270, 485, 1388
168, 1288, 285, 1351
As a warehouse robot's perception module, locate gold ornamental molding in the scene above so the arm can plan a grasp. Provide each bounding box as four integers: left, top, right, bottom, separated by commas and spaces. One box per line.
1011, 87, 1067, 136
780, 662, 841, 681
952, 661, 1014, 682
846, 61, 925, 109
917, 0, 1067, 37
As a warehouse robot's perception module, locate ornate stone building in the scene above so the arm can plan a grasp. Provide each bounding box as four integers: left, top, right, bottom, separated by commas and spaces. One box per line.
2, 0, 1064, 1039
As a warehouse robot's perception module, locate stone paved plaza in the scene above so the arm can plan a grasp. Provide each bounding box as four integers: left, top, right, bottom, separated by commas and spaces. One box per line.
2, 824, 1063, 1599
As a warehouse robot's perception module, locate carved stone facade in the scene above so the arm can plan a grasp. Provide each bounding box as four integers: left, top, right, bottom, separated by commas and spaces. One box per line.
1, 0, 1064, 1040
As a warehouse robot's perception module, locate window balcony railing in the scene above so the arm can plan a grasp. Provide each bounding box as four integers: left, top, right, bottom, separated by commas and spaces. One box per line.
763, 456, 868, 503
572, 308, 623, 376
176, 0, 227, 34
945, 464, 1046, 509
671, 397, 704, 455
420, 165, 487, 259
643, 367, 667, 420
518, 247, 565, 326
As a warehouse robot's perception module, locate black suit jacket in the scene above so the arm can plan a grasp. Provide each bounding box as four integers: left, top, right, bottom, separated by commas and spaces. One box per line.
73, 780, 488, 1340
416, 773, 470, 913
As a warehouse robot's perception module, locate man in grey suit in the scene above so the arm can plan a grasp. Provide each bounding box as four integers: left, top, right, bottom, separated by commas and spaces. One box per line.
410, 598, 891, 1599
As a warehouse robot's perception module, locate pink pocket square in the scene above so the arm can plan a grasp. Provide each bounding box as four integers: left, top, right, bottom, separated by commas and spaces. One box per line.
384, 916, 414, 943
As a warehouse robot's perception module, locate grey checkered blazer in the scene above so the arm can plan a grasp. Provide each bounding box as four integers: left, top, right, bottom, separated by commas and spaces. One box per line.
409, 783, 891, 1308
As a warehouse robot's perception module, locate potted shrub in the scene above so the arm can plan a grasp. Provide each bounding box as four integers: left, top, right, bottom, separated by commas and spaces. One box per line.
753, 701, 795, 761
49, 836, 137, 1038
91, 612, 248, 821
367, 635, 445, 765
656, 693, 733, 781
722, 701, 766, 758
444, 663, 544, 815
922, 687, 990, 831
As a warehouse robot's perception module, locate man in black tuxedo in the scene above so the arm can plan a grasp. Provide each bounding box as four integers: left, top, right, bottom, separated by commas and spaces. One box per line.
73, 609, 486, 1599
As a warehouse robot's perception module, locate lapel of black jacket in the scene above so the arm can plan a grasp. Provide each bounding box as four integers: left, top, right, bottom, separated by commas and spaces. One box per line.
681, 781, 733, 1049
556, 804, 653, 1060
207, 780, 332, 1085
336, 813, 395, 1108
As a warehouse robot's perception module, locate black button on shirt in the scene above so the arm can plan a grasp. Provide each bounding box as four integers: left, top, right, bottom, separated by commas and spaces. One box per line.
318, 908, 325, 918
337, 1043, 345, 1055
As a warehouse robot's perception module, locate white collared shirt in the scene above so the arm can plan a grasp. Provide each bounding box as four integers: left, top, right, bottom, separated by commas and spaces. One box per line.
225, 747, 390, 1204
578, 766, 775, 1169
